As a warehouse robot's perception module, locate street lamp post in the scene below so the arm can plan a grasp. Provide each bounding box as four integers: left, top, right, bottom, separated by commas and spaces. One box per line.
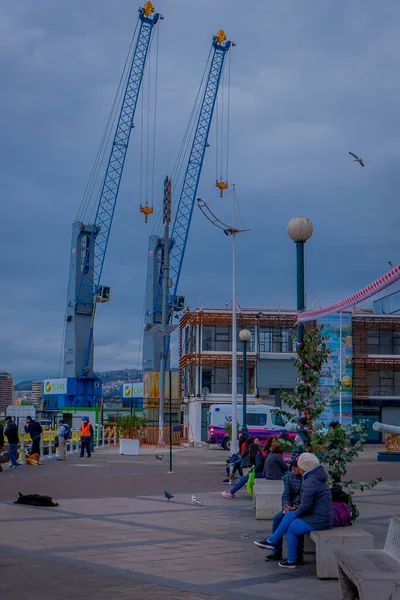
239, 329, 251, 436
287, 217, 313, 345
197, 187, 249, 455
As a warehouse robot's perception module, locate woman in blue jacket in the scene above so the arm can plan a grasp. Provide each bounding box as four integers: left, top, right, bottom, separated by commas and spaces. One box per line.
262, 452, 333, 569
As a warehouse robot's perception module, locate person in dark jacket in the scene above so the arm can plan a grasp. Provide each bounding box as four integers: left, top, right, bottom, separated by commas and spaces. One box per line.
24, 416, 42, 456
262, 452, 334, 569
254, 455, 303, 561
5, 417, 20, 468
221, 443, 265, 498
263, 443, 288, 480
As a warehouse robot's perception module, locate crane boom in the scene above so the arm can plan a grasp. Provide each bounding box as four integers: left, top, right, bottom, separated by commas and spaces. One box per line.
77, 6, 161, 306
167, 33, 232, 307
142, 31, 232, 371
63, 4, 161, 385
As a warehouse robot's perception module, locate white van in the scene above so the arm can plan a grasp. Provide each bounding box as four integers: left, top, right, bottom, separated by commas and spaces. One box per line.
207, 403, 291, 450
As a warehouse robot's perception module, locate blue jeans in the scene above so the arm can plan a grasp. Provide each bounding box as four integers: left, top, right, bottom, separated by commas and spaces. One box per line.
268, 511, 315, 563
8, 443, 18, 466
271, 511, 305, 558
230, 472, 263, 495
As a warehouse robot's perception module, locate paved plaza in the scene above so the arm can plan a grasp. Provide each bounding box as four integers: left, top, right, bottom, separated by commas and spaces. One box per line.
0, 446, 399, 600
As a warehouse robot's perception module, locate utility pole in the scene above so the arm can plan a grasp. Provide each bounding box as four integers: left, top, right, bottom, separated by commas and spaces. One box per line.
231, 185, 238, 455
158, 176, 172, 447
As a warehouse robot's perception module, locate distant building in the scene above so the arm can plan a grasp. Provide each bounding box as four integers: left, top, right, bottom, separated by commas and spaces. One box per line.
179, 306, 400, 442
0, 372, 14, 413
373, 290, 400, 315
31, 380, 43, 405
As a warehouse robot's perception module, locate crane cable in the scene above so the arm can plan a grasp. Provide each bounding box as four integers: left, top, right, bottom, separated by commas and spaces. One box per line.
76, 19, 140, 224
150, 46, 214, 238
215, 50, 231, 192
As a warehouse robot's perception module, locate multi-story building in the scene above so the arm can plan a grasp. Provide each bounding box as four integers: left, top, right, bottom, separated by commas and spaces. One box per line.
180, 305, 400, 442
352, 309, 400, 441
0, 372, 14, 414
31, 381, 43, 405
180, 308, 298, 441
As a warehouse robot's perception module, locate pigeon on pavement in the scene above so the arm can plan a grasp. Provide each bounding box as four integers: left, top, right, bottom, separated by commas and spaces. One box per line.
192, 495, 203, 505
164, 490, 174, 502
349, 151, 365, 167
156, 454, 163, 460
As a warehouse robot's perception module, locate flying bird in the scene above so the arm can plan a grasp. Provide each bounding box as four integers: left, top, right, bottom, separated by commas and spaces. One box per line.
349, 151, 365, 167
164, 490, 174, 502
191, 495, 203, 505
389, 261, 394, 269
156, 454, 163, 460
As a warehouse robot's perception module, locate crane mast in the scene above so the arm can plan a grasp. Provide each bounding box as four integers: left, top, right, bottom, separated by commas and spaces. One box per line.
143, 31, 232, 371
62, 4, 161, 406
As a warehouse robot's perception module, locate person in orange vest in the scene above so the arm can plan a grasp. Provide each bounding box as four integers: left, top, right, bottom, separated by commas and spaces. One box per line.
80, 417, 94, 458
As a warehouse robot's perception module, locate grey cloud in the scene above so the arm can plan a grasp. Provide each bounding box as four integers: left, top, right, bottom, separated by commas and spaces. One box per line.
1, 0, 400, 381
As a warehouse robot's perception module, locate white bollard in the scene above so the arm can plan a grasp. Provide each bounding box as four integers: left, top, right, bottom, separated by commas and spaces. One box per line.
40, 434, 44, 459
95, 425, 99, 449
102, 426, 105, 448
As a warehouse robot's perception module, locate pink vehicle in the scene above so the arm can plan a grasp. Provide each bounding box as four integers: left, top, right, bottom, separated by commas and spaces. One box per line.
207, 404, 295, 450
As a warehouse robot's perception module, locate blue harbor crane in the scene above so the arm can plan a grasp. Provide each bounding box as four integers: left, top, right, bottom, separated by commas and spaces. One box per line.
142, 30, 233, 372
51, 3, 162, 408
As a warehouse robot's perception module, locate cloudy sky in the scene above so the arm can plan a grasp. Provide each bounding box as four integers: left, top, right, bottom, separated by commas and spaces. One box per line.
1, 0, 400, 382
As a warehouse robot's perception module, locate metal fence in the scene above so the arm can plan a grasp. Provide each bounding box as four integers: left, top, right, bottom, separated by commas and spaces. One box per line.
7, 424, 189, 462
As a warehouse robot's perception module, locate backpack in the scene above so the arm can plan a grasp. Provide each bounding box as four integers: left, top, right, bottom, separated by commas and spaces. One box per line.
254, 451, 266, 473
63, 424, 72, 440
36, 422, 43, 435
331, 486, 349, 504
332, 502, 352, 527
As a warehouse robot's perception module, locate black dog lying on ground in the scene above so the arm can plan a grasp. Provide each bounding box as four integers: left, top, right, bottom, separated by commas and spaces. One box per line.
14, 492, 59, 507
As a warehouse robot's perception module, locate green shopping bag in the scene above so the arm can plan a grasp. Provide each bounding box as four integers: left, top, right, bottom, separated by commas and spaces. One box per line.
247, 470, 256, 496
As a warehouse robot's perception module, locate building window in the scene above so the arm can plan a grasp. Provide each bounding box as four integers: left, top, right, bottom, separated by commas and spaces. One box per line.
183, 366, 196, 397
202, 326, 230, 351
368, 370, 400, 396
183, 326, 196, 355
202, 326, 255, 352
368, 329, 400, 355
201, 366, 254, 395
259, 327, 294, 353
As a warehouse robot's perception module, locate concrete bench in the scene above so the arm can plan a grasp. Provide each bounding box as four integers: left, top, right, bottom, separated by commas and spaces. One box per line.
254, 480, 283, 520
334, 516, 400, 599
309, 526, 375, 579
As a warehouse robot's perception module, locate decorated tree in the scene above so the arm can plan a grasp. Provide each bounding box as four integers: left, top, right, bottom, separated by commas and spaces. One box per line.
280, 325, 381, 520
281, 326, 331, 449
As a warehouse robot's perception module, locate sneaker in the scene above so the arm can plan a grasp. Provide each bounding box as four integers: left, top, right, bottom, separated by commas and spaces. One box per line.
265, 553, 283, 562
221, 479, 230, 484
221, 491, 234, 499
278, 560, 298, 569
254, 539, 276, 551
254, 539, 272, 549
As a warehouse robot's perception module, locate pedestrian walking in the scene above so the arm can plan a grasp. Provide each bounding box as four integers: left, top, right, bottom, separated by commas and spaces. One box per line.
80, 417, 94, 458
56, 419, 71, 461
24, 416, 42, 456
5, 417, 20, 468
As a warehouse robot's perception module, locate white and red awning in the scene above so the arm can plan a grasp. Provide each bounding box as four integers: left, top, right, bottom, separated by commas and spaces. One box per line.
297, 264, 400, 323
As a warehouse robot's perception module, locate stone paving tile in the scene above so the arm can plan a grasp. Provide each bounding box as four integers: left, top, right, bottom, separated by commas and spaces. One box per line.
0, 517, 184, 550
233, 577, 341, 600
56, 537, 261, 586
